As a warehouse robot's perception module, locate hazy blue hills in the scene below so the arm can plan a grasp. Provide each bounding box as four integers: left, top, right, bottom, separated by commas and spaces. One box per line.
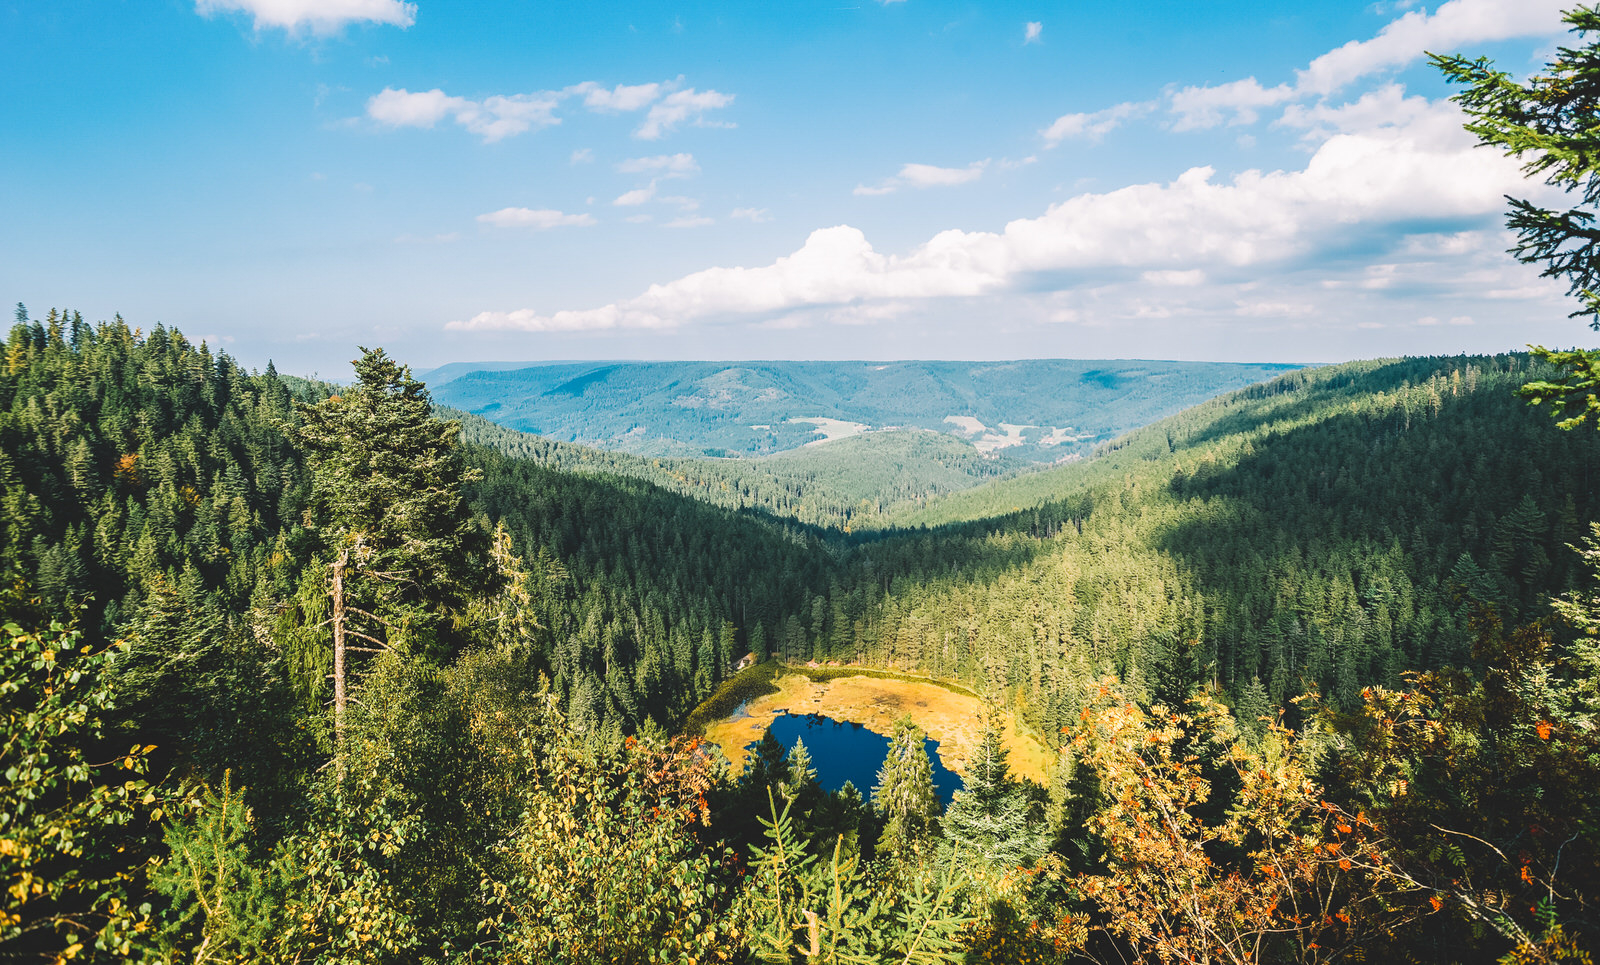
428, 359, 1305, 461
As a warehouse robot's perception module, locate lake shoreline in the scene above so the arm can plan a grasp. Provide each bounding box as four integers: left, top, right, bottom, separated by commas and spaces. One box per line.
696, 663, 1053, 786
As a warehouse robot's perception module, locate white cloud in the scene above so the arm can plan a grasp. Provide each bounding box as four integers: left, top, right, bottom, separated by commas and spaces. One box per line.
657, 195, 701, 211
1143, 269, 1206, 286
1278, 83, 1435, 138
636, 88, 735, 139
1024, 21, 1042, 43
664, 215, 715, 228
613, 183, 658, 206
365, 78, 730, 142
1158, 0, 1569, 133
1041, 101, 1153, 145
899, 160, 988, 187
570, 148, 594, 164
731, 207, 772, 222
196, 0, 415, 32
617, 153, 700, 177
855, 160, 989, 195
476, 208, 597, 229
1234, 300, 1314, 317
1299, 0, 1569, 95
366, 87, 560, 142
570, 81, 664, 112
450, 102, 1541, 335
1169, 78, 1294, 131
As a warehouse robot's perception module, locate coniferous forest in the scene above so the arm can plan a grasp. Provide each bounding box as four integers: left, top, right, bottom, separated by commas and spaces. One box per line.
10, 14, 1600, 965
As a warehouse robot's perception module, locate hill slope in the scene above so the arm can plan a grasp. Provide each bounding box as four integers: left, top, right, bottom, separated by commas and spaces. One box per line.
431, 358, 1304, 461
776, 355, 1600, 748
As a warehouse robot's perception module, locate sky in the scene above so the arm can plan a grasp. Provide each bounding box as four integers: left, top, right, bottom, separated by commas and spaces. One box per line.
0, 0, 1586, 376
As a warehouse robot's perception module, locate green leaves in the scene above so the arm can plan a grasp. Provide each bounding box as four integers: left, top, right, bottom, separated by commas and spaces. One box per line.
0, 611, 158, 961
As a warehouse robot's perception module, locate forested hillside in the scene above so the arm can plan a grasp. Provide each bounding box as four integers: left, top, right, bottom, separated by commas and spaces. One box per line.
7, 312, 1600, 963
458, 409, 1025, 530
794, 356, 1600, 743
0, 309, 834, 746
432, 358, 1303, 460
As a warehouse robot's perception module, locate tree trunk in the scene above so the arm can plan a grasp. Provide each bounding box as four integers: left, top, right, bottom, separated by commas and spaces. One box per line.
332, 545, 348, 780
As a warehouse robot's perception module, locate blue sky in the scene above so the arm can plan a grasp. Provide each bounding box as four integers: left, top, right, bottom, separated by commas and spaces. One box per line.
0, 0, 1582, 376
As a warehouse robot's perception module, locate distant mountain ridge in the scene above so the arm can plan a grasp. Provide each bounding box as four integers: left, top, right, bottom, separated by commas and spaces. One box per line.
428, 359, 1305, 461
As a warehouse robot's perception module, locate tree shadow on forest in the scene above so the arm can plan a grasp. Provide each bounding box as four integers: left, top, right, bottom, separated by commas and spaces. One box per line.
1149, 357, 1600, 690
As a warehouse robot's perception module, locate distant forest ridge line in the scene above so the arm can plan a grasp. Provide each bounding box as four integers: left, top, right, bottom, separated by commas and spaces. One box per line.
425, 357, 1308, 462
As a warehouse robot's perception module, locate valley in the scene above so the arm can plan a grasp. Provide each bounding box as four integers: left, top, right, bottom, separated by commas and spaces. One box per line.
9, 316, 1600, 963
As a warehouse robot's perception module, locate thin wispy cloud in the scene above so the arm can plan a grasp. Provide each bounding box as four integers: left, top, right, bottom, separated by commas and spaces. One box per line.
617, 153, 700, 177
854, 160, 989, 195
636, 88, 736, 139
1024, 22, 1042, 43
196, 0, 415, 32
476, 207, 597, 229
613, 183, 659, 206
366, 88, 561, 142
365, 78, 733, 143
1041, 101, 1154, 145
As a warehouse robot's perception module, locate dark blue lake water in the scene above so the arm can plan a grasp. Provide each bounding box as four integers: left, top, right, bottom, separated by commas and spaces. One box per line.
756, 712, 964, 806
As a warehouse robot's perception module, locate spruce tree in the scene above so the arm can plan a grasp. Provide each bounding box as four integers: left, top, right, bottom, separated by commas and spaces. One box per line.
941, 712, 1044, 867
872, 715, 939, 860
294, 347, 488, 755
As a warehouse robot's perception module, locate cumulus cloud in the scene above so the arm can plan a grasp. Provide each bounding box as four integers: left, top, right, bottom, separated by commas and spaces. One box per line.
476, 207, 597, 229
1024, 22, 1042, 43
855, 160, 989, 195
1041, 101, 1154, 145
367, 87, 560, 142
617, 153, 699, 177
196, 0, 415, 32
450, 101, 1544, 335
636, 88, 735, 139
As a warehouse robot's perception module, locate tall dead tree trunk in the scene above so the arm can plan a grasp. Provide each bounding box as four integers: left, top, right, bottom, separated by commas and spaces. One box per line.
331, 545, 348, 780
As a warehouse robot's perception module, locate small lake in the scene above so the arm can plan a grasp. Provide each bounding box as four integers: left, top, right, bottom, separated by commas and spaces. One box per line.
756, 712, 964, 806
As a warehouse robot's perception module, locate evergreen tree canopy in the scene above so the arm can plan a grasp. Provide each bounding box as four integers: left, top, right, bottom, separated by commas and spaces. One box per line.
1436, 7, 1600, 428
872, 716, 940, 860
941, 713, 1045, 867
295, 347, 489, 662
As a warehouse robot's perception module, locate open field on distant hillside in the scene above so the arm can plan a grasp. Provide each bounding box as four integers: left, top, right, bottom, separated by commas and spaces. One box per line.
699, 664, 1052, 786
